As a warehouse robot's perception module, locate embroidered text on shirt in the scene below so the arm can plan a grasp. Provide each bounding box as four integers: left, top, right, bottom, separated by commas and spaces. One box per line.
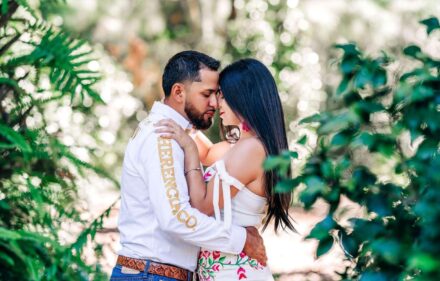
157, 137, 197, 230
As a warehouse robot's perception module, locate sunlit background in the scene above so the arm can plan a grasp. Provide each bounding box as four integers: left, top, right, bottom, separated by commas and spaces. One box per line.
34, 0, 440, 279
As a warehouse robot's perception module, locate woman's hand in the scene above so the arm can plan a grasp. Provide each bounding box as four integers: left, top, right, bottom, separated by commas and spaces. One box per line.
154, 119, 196, 151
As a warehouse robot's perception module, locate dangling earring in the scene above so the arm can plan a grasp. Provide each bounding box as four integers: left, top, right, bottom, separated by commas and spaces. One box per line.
225, 125, 241, 143
220, 120, 241, 143
241, 121, 251, 132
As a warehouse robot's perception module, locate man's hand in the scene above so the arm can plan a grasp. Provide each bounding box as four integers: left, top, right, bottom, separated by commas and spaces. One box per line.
243, 227, 267, 266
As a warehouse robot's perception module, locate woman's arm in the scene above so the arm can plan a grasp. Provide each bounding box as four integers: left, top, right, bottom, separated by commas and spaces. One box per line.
154, 119, 211, 212
155, 119, 265, 215
191, 130, 212, 163
182, 136, 266, 216
192, 130, 232, 166
180, 142, 212, 214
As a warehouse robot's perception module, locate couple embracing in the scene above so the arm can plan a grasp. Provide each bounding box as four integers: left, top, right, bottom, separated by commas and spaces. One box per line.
110, 50, 295, 281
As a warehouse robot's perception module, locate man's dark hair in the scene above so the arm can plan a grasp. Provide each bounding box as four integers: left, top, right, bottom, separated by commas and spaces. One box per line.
162, 50, 220, 97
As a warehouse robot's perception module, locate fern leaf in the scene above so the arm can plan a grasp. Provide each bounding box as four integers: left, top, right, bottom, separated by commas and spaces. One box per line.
69, 198, 118, 253
0, 142, 17, 149
0, 122, 32, 153
0, 227, 22, 240
1, 0, 8, 15
3, 28, 103, 103
0, 77, 25, 95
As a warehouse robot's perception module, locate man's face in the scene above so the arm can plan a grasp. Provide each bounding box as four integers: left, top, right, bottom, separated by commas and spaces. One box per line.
184, 68, 219, 130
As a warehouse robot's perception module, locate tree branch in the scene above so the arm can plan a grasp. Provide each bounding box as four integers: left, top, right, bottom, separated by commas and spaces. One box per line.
0, 0, 19, 29
0, 32, 21, 56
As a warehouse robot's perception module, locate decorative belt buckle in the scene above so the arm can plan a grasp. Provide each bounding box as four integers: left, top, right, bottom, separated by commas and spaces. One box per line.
121, 266, 140, 274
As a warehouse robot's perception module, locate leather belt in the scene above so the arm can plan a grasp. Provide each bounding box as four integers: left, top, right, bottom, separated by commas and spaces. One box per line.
116, 255, 192, 281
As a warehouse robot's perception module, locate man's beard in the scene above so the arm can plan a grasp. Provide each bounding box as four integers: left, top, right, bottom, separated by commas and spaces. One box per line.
185, 102, 214, 130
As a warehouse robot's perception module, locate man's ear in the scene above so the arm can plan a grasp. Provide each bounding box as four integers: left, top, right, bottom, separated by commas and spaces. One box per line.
170, 83, 186, 103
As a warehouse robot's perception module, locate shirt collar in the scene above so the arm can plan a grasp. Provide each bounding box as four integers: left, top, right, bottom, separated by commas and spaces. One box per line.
150, 101, 192, 129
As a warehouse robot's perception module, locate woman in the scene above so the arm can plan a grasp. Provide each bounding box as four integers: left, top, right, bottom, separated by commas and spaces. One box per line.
155, 58, 294, 280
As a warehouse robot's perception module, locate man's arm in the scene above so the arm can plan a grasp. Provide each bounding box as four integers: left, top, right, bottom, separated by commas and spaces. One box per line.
139, 134, 246, 254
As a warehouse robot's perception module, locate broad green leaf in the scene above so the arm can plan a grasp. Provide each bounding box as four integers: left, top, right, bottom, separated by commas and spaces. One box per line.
350, 219, 384, 240
408, 252, 440, 272
366, 194, 391, 217
369, 239, 402, 264
330, 131, 351, 146
339, 230, 359, 258
360, 272, 389, 281
416, 139, 438, 160
354, 101, 386, 114
340, 57, 360, 74
297, 135, 308, 145
299, 113, 322, 124
316, 235, 334, 258
307, 215, 336, 240
263, 156, 285, 170
334, 43, 360, 56
411, 85, 434, 102
420, 17, 440, 35
372, 68, 387, 88
403, 45, 422, 59
354, 66, 372, 88
289, 151, 299, 158
318, 112, 357, 135
275, 178, 302, 193
336, 76, 351, 96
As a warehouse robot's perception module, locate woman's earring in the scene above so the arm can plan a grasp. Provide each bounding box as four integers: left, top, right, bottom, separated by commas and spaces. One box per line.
224, 125, 241, 143
241, 121, 251, 132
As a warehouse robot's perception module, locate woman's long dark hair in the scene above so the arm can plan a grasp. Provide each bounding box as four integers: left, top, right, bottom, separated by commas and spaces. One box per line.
219, 58, 295, 232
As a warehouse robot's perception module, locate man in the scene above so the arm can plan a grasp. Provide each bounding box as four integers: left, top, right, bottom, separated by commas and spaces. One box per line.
110, 51, 267, 281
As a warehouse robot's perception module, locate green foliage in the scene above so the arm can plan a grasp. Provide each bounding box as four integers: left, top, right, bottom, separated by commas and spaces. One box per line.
265, 17, 440, 280
1, 1, 114, 280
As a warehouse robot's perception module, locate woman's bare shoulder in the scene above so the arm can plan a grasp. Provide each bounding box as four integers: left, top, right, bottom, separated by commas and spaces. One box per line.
230, 137, 266, 159
221, 137, 266, 185
204, 140, 232, 166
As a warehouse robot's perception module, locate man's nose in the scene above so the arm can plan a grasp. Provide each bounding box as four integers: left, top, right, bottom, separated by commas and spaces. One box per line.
209, 94, 218, 109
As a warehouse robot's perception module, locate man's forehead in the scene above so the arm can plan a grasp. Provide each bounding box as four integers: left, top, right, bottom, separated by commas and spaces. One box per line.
192, 68, 219, 89
198, 68, 219, 81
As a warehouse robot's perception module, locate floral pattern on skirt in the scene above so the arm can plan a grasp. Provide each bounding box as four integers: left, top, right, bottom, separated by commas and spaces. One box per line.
197, 249, 272, 281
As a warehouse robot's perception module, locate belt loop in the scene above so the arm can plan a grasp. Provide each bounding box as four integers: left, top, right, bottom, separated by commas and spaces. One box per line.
144, 259, 151, 274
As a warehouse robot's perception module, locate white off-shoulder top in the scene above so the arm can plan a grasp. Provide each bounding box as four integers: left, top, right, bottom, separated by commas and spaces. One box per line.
203, 160, 267, 229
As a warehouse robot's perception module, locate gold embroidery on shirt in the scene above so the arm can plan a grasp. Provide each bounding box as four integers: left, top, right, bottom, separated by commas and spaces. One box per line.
157, 137, 197, 230
185, 216, 197, 228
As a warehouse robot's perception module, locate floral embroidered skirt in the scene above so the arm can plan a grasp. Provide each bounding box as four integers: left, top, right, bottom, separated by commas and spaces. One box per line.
197, 249, 274, 281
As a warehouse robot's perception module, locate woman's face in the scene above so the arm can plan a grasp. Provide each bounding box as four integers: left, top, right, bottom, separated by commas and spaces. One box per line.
217, 91, 241, 126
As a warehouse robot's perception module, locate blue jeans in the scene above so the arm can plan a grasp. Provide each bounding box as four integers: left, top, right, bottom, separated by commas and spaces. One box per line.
109, 261, 192, 281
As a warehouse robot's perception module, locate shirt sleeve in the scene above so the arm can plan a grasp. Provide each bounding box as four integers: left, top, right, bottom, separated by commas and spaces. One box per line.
138, 134, 246, 254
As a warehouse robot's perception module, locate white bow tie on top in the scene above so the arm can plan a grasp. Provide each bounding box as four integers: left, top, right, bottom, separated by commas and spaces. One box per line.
210, 160, 245, 229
